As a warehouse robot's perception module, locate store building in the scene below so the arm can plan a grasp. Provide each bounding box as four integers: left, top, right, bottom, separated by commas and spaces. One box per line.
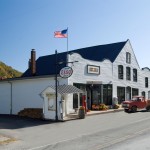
0, 39, 150, 118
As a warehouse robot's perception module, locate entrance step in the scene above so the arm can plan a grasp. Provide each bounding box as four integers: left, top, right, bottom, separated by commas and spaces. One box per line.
64, 113, 79, 121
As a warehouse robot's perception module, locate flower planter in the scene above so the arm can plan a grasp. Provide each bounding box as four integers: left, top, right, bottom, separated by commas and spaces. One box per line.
78, 107, 85, 119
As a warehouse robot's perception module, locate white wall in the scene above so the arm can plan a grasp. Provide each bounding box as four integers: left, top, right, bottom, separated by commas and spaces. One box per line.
0, 82, 11, 114
0, 77, 67, 114
68, 53, 112, 85
66, 53, 112, 111
139, 68, 150, 98
41, 87, 62, 121
112, 40, 141, 98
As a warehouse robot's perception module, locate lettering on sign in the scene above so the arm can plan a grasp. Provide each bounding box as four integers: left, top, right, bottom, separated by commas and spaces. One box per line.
59, 66, 73, 78
87, 65, 100, 75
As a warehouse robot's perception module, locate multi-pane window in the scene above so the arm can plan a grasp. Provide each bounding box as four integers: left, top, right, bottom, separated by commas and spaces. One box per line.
133, 69, 137, 82
117, 86, 125, 104
132, 88, 139, 96
145, 77, 148, 88
142, 91, 145, 98
126, 67, 131, 80
126, 52, 131, 64
118, 65, 123, 79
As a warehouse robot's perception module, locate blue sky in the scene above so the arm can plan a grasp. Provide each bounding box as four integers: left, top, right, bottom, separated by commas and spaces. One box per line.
0, 0, 150, 72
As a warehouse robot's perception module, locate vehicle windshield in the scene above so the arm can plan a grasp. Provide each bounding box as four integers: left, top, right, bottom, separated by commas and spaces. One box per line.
132, 97, 142, 101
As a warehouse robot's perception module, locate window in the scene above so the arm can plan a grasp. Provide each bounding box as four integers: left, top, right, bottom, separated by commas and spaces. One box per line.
73, 93, 78, 108
145, 77, 148, 88
126, 52, 131, 64
118, 65, 123, 79
126, 67, 131, 80
117, 86, 125, 104
103, 84, 112, 105
142, 91, 145, 98
133, 69, 137, 82
126, 86, 131, 99
132, 88, 139, 96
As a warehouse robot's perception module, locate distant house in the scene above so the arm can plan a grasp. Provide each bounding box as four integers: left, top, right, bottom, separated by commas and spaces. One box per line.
0, 39, 150, 120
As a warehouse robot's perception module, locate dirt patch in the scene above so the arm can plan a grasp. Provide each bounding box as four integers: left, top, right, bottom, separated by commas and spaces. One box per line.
0, 135, 16, 145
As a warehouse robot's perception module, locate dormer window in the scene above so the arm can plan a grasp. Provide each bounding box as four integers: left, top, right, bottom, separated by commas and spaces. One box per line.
126, 52, 131, 64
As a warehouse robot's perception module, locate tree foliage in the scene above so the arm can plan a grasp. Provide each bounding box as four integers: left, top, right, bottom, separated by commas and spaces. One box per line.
0, 61, 22, 79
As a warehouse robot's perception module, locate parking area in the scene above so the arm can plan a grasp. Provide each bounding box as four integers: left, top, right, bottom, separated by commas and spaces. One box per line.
0, 114, 55, 145
0, 108, 124, 130
0, 108, 124, 146
0, 115, 55, 130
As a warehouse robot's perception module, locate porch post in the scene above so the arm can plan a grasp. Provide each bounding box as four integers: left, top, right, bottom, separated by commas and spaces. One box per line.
125, 87, 126, 100
101, 84, 103, 103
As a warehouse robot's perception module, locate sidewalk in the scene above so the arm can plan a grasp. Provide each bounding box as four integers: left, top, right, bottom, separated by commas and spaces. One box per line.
64, 108, 124, 120
86, 108, 124, 116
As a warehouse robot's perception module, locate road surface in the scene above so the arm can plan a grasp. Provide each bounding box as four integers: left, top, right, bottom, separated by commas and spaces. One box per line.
1, 110, 150, 150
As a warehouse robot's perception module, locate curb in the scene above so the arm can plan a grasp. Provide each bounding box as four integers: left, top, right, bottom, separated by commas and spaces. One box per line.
86, 108, 124, 116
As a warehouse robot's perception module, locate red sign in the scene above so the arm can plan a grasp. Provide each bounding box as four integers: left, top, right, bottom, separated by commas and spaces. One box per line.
59, 66, 73, 78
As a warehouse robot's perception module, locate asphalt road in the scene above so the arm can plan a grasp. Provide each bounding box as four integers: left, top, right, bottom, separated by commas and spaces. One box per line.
1, 110, 150, 150
105, 130, 150, 150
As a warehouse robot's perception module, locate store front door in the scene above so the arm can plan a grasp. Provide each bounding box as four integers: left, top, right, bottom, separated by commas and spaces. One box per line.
87, 84, 112, 109
87, 84, 101, 110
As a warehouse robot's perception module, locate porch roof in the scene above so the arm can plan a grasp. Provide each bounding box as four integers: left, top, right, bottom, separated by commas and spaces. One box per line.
50, 85, 84, 95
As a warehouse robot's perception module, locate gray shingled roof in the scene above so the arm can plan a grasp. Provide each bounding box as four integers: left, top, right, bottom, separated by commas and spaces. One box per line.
22, 40, 127, 77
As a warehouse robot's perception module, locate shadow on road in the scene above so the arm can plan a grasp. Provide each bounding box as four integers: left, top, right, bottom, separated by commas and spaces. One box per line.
124, 110, 150, 114
139, 110, 149, 113
0, 115, 58, 129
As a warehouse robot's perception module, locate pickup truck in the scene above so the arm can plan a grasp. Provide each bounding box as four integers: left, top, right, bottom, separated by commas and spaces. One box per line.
122, 96, 150, 113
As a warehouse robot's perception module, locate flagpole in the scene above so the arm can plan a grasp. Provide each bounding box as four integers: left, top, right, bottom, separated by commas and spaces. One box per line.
67, 27, 68, 53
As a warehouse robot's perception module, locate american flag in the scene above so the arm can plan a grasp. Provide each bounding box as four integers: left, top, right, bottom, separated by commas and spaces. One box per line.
54, 29, 68, 38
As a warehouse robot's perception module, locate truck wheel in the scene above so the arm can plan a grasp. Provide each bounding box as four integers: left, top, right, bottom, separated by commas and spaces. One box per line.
131, 106, 137, 113
124, 109, 129, 113
146, 106, 150, 112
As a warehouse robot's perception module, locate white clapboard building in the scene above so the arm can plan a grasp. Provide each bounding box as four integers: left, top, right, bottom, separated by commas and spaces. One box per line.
0, 39, 150, 120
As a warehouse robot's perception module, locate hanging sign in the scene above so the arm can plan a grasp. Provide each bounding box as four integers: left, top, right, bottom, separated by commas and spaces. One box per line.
59, 66, 73, 78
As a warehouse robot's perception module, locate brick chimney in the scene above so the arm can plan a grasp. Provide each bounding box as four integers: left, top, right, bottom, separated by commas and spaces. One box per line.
31, 49, 36, 76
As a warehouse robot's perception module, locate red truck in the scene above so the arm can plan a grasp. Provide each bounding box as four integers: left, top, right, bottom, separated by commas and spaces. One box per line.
122, 96, 150, 113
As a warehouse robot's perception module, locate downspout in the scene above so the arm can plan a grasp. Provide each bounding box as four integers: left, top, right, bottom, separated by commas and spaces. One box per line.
8, 81, 12, 115
39, 93, 45, 119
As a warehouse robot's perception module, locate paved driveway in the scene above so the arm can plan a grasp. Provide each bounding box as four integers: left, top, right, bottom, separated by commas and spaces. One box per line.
0, 115, 53, 130
0, 114, 55, 145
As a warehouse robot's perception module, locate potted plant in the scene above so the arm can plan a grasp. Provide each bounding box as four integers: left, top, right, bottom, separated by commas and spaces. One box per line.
113, 104, 120, 109
78, 106, 85, 119
99, 104, 108, 110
